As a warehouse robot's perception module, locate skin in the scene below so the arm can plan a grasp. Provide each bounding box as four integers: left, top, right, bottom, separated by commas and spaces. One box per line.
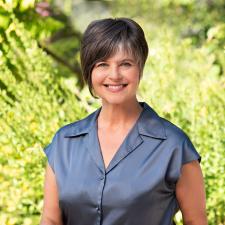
176, 161, 208, 225
40, 47, 208, 225
40, 164, 63, 225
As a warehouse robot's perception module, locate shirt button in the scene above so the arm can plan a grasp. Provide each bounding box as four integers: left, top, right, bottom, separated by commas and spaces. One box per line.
100, 175, 105, 180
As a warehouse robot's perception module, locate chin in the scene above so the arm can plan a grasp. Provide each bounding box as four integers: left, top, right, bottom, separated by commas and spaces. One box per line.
103, 100, 126, 106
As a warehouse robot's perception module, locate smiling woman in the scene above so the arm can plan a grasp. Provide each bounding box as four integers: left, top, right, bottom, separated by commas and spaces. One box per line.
40, 18, 208, 225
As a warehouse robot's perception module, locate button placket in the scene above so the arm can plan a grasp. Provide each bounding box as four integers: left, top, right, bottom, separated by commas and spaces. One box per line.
96, 171, 106, 224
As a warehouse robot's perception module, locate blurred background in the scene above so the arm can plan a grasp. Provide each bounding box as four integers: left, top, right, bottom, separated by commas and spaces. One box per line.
0, 0, 224, 224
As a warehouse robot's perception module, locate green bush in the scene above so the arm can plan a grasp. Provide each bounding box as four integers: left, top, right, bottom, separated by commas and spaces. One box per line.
0, 16, 89, 225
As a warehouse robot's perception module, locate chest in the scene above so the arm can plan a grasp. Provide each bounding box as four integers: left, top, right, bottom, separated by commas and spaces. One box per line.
97, 129, 129, 170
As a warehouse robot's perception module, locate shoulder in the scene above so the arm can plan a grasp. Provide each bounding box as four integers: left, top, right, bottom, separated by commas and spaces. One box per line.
53, 109, 98, 139
162, 117, 188, 138
159, 116, 201, 163
142, 101, 190, 143
159, 116, 191, 144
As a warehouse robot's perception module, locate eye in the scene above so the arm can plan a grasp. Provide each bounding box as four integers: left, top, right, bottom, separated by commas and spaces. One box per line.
96, 63, 108, 67
121, 62, 132, 67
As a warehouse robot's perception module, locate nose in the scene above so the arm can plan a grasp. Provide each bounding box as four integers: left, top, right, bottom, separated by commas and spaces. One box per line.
108, 65, 122, 80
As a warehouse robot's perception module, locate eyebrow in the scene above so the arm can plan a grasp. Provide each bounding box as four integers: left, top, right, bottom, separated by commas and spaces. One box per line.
100, 58, 135, 63
120, 58, 135, 63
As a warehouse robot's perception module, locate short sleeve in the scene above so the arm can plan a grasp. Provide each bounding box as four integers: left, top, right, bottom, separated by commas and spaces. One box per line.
165, 135, 201, 185
43, 132, 58, 173
182, 136, 201, 164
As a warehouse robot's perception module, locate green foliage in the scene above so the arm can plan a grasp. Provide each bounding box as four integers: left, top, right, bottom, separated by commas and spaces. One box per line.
0, 10, 89, 225
0, 0, 63, 40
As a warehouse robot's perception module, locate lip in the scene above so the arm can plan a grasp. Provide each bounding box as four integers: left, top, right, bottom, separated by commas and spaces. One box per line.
103, 84, 128, 86
103, 84, 128, 93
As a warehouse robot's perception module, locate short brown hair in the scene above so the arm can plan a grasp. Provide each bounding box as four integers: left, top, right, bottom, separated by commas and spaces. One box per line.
80, 17, 149, 98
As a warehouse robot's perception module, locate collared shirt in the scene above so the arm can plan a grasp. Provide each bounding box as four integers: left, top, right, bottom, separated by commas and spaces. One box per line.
44, 101, 201, 225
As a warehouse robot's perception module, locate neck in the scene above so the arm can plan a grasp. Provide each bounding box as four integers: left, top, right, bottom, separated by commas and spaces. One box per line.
97, 99, 143, 130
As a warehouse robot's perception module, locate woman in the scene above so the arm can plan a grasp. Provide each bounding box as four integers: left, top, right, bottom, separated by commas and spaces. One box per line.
40, 18, 208, 225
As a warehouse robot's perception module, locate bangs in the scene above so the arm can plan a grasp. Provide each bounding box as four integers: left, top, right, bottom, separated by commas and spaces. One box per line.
87, 20, 141, 67
91, 38, 141, 69
94, 41, 139, 64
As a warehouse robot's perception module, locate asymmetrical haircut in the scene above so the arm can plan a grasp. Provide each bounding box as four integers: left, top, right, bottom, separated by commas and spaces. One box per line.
80, 17, 149, 98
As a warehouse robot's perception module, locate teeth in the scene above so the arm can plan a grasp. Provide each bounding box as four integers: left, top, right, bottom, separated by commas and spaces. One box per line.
105, 84, 127, 86
105, 84, 126, 91
108, 85, 123, 89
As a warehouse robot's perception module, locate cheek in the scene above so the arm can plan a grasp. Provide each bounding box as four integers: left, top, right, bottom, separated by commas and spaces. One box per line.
91, 71, 104, 89
129, 71, 141, 84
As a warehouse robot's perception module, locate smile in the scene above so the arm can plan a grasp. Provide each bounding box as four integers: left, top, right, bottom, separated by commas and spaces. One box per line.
103, 84, 128, 92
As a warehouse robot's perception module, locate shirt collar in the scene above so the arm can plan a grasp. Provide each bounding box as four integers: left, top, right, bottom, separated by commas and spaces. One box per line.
64, 101, 167, 140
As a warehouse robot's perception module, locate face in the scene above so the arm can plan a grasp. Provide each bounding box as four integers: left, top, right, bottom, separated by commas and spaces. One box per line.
91, 47, 141, 106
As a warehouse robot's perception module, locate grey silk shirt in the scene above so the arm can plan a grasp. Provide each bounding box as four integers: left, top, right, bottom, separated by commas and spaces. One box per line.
44, 101, 201, 225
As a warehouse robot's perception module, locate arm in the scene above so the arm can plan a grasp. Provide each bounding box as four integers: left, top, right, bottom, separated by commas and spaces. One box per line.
40, 163, 64, 225
176, 160, 208, 225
